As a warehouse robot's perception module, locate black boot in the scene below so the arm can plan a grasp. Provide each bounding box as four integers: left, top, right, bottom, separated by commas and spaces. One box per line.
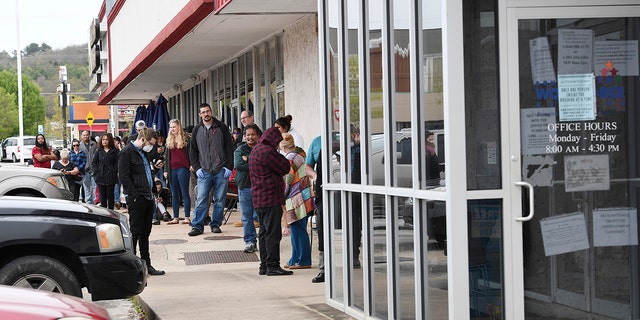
312, 272, 325, 283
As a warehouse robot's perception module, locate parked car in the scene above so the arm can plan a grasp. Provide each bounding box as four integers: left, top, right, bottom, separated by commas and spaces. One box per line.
0, 196, 147, 301
0, 165, 73, 200
1, 136, 36, 163
0, 285, 110, 320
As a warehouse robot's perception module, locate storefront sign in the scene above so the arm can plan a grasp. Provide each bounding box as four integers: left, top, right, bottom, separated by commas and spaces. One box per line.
564, 154, 610, 192
558, 74, 596, 121
593, 208, 638, 247
541, 212, 589, 257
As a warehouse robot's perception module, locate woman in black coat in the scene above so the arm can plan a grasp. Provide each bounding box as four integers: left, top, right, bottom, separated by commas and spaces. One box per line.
92, 133, 120, 209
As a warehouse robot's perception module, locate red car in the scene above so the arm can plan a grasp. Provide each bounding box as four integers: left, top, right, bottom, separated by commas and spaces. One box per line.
0, 285, 109, 320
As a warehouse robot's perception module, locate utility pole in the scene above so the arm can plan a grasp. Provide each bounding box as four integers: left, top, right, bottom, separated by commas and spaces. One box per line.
59, 66, 68, 148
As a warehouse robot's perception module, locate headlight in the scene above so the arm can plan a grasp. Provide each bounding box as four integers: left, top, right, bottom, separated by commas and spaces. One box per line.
118, 212, 133, 251
95, 224, 125, 253
46, 175, 68, 190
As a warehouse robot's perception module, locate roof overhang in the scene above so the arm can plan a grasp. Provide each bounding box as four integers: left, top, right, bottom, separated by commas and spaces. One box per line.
98, 0, 317, 105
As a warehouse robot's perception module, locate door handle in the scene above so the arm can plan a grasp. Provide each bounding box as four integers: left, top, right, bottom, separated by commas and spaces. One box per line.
514, 181, 534, 222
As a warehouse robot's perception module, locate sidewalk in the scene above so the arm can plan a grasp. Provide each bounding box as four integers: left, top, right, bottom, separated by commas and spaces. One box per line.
101, 208, 353, 320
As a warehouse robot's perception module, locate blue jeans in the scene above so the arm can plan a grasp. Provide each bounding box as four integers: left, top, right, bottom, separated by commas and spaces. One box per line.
287, 215, 312, 267
191, 170, 228, 232
238, 187, 257, 244
170, 167, 191, 219
114, 182, 121, 203
82, 174, 96, 204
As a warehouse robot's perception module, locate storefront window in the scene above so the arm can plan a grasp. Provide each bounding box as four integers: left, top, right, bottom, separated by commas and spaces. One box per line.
463, 0, 501, 190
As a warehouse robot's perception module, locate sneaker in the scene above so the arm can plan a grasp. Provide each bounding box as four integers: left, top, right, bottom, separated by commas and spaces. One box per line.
152, 219, 160, 225
188, 228, 203, 236
233, 221, 243, 227
211, 225, 222, 233
162, 212, 171, 222
243, 243, 256, 253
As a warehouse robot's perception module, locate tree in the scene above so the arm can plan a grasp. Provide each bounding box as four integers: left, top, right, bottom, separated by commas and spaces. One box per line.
0, 70, 47, 136
0, 87, 18, 138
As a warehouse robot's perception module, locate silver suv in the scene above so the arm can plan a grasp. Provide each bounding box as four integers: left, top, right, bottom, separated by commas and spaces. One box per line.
0, 165, 73, 200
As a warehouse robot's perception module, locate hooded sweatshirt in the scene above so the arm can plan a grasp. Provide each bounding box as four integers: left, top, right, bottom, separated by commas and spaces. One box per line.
249, 127, 290, 208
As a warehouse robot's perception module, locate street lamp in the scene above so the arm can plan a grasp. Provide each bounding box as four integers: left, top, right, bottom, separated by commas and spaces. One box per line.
58, 66, 69, 148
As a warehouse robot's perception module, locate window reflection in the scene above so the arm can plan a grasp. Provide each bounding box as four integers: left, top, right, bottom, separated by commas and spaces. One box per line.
330, 190, 344, 302
370, 194, 388, 318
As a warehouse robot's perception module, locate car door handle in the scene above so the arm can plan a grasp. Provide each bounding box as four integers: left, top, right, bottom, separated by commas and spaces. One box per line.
514, 181, 534, 222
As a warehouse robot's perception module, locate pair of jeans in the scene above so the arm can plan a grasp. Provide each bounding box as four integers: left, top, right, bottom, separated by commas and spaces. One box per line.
287, 215, 311, 267
191, 169, 228, 232
114, 183, 121, 204
257, 206, 283, 269
82, 174, 96, 204
170, 167, 191, 219
238, 187, 257, 244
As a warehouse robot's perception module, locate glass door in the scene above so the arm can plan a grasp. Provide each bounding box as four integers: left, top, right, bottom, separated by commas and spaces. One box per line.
505, 4, 640, 319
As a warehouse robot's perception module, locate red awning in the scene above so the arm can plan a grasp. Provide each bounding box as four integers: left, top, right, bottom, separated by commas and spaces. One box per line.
77, 124, 108, 131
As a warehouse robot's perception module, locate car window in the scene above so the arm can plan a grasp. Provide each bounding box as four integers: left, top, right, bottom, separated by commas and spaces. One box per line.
397, 137, 412, 164
23, 138, 36, 145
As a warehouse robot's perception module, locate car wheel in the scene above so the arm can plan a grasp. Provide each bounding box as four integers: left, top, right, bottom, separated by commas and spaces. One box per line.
0, 255, 82, 298
11, 153, 17, 163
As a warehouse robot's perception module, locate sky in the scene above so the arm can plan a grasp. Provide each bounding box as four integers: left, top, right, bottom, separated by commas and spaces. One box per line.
0, 0, 103, 54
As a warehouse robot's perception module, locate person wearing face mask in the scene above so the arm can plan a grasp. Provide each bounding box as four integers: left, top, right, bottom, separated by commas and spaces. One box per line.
118, 128, 166, 276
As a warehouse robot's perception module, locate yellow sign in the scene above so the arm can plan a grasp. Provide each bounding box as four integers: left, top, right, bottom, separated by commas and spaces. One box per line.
86, 111, 95, 127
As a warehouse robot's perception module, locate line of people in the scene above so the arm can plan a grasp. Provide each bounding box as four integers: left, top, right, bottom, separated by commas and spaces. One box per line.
31, 104, 324, 282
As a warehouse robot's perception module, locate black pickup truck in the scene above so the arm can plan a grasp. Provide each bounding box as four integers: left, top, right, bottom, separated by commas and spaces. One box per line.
0, 196, 147, 301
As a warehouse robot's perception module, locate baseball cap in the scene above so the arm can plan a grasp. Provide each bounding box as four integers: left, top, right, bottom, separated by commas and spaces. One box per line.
135, 120, 146, 130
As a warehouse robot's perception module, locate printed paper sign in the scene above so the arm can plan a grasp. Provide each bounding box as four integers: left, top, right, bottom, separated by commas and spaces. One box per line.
594, 40, 639, 76
530, 37, 556, 84
564, 154, 610, 192
558, 29, 594, 74
541, 213, 590, 257
521, 107, 556, 155
593, 209, 638, 247
522, 155, 555, 187
558, 74, 596, 122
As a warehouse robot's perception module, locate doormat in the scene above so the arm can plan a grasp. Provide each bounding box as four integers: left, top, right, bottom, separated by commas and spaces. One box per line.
184, 250, 259, 265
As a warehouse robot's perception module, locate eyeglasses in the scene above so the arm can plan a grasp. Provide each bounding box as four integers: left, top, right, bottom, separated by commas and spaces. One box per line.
233, 132, 241, 134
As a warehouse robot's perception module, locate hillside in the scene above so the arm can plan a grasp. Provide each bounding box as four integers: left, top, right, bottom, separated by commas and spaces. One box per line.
0, 44, 99, 119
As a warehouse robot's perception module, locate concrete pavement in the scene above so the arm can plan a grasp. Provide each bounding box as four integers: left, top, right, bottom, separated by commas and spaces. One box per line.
99, 208, 353, 320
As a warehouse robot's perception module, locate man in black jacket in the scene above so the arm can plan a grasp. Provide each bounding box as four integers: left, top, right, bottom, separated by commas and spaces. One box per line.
118, 128, 165, 276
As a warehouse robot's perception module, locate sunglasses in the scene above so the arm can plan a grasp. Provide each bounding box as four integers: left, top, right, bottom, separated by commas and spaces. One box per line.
233, 132, 241, 134
72, 144, 80, 147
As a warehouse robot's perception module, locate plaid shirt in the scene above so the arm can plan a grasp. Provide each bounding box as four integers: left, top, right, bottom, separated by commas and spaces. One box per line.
249, 127, 290, 208
69, 150, 87, 173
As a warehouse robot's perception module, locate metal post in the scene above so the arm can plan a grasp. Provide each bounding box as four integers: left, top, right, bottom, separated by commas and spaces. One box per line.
61, 81, 68, 148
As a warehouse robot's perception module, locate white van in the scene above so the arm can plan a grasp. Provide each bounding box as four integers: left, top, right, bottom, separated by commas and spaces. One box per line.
1, 136, 37, 163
